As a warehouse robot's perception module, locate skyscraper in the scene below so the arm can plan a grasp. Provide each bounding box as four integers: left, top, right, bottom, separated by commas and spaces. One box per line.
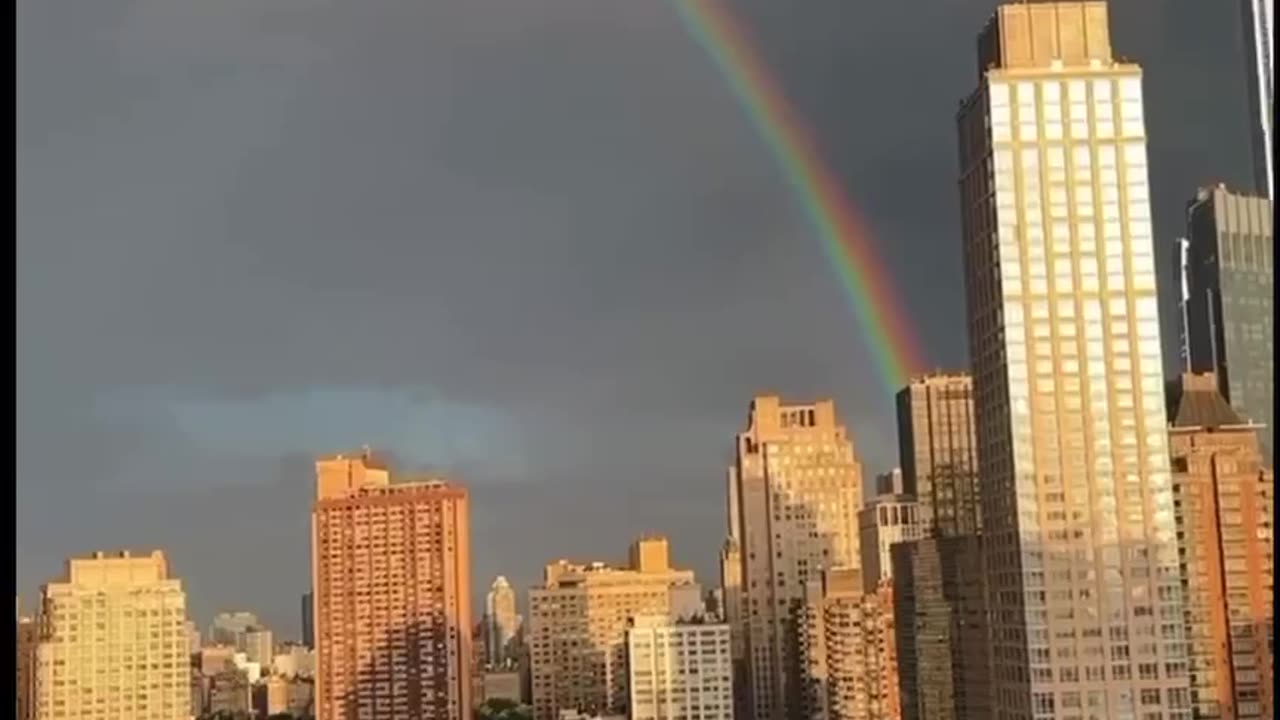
1241, 0, 1274, 198
1181, 184, 1274, 465
34, 550, 191, 720
891, 535, 989, 720
527, 536, 701, 720
895, 372, 981, 536
626, 614, 734, 720
302, 591, 315, 649
726, 395, 864, 720
956, 3, 1190, 717
892, 372, 987, 720
17, 612, 37, 720
484, 576, 521, 668
311, 451, 472, 720
1167, 373, 1275, 719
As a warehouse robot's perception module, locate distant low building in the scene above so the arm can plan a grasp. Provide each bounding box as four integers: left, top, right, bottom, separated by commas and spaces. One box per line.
243, 626, 274, 666
209, 610, 260, 649
207, 669, 252, 716
481, 669, 524, 704
198, 644, 237, 676
528, 536, 700, 720
254, 675, 291, 717
271, 642, 315, 679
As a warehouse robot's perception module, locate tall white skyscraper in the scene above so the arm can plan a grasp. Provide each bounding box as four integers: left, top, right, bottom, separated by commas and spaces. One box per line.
1242, 0, 1274, 198
485, 576, 521, 668
956, 3, 1190, 718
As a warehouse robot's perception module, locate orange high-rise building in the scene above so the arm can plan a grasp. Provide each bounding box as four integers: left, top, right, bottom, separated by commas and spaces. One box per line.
799, 568, 900, 720
1168, 373, 1275, 720
311, 450, 472, 720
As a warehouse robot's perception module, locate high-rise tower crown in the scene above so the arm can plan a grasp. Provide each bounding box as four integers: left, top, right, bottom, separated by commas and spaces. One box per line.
976, 1, 1113, 73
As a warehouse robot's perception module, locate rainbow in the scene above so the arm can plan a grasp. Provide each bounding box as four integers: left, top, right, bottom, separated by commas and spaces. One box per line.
673, 0, 924, 392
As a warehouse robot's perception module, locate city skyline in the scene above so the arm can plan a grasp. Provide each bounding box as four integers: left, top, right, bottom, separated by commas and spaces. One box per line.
16, 0, 1262, 644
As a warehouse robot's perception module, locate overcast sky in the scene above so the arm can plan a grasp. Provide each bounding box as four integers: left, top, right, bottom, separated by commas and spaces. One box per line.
17, 0, 1256, 636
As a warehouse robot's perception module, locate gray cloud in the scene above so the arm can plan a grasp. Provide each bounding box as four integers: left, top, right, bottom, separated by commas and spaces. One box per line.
18, 0, 1254, 631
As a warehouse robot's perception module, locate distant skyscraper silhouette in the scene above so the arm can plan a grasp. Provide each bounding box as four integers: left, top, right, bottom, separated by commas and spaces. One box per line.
1181, 184, 1274, 465
484, 576, 521, 668
1241, 0, 1274, 198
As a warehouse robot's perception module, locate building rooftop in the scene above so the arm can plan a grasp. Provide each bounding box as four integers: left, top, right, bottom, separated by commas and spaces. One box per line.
1167, 373, 1261, 430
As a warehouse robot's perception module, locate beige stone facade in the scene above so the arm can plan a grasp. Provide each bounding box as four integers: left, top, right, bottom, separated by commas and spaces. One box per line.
725, 396, 864, 720
34, 550, 190, 720
527, 537, 699, 720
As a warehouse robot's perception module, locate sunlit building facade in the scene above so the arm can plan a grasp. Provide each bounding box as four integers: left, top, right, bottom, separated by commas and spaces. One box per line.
857, 496, 924, 592
485, 576, 521, 669
311, 451, 473, 720
528, 537, 701, 720
1167, 373, 1274, 719
956, 3, 1190, 717
626, 615, 733, 720
725, 396, 864, 720
34, 550, 191, 720
799, 568, 899, 720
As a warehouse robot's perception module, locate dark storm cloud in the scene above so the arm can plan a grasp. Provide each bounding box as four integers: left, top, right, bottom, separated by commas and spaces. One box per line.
18, 0, 1254, 630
